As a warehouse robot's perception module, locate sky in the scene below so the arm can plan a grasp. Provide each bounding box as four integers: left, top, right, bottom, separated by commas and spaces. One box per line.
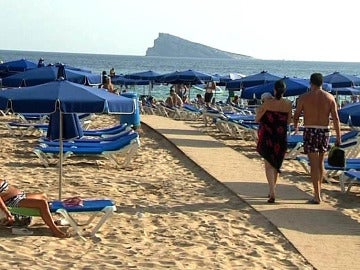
0, 0, 359, 62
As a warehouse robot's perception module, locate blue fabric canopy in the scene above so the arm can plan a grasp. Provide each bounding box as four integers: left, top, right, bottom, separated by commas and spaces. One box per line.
0, 79, 136, 200
0, 79, 135, 114
2, 65, 101, 87
111, 75, 150, 86
226, 71, 282, 90
323, 72, 360, 88
124, 70, 162, 81
331, 87, 360, 95
0, 59, 37, 72
157, 69, 214, 85
240, 77, 332, 99
47, 111, 84, 141
338, 102, 360, 125
0, 59, 38, 78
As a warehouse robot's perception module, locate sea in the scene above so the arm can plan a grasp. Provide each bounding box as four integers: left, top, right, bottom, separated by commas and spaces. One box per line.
1, 49, 360, 102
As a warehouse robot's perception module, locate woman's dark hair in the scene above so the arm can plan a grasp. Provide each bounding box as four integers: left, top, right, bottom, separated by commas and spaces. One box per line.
274, 79, 286, 100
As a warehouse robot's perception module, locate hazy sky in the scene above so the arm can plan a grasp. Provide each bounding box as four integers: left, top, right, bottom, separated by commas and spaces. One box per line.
1, 0, 359, 62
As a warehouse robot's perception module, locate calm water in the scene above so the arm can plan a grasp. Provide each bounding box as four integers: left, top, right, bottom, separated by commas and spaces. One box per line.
1, 49, 360, 101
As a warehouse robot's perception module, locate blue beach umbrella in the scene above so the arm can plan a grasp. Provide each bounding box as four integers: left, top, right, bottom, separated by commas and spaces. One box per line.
124, 70, 163, 96
0, 59, 37, 78
2, 65, 101, 87
338, 102, 360, 125
331, 86, 360, 95
157, 69, 215, 84
124, 70, 162, 81
323, 72, 360, 88
226, 70, 282, 91
0, 79, 135, 199
240, 77, 332, 99
111, 75, 150, 86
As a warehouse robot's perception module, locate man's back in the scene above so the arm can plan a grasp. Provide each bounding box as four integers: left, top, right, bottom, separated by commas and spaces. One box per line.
297, 89, 335, 126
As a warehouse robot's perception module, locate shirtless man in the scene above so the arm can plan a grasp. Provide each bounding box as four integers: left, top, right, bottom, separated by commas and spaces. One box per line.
293, 73, 341, 204
165, 89, 183, 108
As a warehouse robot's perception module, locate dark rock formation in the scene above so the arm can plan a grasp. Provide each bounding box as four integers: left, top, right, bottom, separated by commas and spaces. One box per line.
146, 33, 253, 59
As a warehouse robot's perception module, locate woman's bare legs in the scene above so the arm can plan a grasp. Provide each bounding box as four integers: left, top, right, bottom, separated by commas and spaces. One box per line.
18, 193, 68, 238
265, 161, 277, 202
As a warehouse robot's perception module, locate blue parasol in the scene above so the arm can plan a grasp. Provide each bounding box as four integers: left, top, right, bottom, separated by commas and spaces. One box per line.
0, 79, 135, 199
2, 64, 101, 87
323, 72, 360, 88
240, 77, 332, 99
226, 70, 282, 91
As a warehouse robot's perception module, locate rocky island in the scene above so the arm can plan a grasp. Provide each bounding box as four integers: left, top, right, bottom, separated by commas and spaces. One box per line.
146, 33, 253, 60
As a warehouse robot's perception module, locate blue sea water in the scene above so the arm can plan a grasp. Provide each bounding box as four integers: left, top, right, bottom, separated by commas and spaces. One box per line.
1, 49, 360, 101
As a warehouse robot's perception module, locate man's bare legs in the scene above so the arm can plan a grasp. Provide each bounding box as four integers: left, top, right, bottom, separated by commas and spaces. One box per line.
18, 193, 68, 238
308, 152, 325, 203
265, 161, 278, 202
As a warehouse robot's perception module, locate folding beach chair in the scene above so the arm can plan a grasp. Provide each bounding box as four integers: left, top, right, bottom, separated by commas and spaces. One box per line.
339, 169, 360, 193
9, 199, 116, 238
34, 131, 140, 168
6, 121, 48, 137
296, 156, 360, 183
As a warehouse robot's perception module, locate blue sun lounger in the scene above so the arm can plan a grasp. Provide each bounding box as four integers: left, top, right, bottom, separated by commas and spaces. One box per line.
34, 131, 140, 167
339, 170, 360, 193
39, 129, 133, 146
9, 199, 116, 238
296, 156, 360, 183
82, 123, 129, 137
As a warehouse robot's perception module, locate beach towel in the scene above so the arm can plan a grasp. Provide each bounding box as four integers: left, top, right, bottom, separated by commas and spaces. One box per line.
256, 111, 288, 172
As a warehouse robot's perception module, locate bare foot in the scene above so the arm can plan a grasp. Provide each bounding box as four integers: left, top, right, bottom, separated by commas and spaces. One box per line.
53, 230, 71, 238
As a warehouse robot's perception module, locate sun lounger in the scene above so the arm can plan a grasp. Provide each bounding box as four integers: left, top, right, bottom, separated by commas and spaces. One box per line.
6, 121, 48, 137
296, 156, 360, 183
82, 123, 129, 137
39, 129, 133, 145
33, 131, 140, 167
339, 169, 360, 193
8, 198, 116, 238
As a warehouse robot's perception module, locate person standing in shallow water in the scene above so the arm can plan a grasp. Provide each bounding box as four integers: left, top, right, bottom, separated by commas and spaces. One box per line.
255, 80, 292, 203
293, 73, 341, 204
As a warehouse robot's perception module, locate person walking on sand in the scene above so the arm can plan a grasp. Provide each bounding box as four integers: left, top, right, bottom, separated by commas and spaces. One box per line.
255, 80, 292, 203
293, 73, 341, 204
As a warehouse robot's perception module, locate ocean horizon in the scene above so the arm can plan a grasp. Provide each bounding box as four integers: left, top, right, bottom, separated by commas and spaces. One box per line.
1, 49, 360, 101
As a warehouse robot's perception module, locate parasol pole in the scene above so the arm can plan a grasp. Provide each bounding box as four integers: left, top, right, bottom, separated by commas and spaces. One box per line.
58, 107, 63, 200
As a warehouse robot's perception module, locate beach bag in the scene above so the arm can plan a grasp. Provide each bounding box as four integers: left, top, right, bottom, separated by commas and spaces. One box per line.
328, 146, 345, 167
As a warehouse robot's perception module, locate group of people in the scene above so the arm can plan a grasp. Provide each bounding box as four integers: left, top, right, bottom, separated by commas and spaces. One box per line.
255, 73, 341, 204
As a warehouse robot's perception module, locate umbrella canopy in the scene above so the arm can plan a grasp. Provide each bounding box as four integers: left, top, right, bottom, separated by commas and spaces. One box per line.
157, 69, 214, 85
331, 86, 360, 95
323, 72, 360, 88
2, 65, 101, 87
111, 75, 150, 86
47, 111, 84, 141
0, 79, 135, 114
212, 73, 245, 86
124, 70, 162, 81
240, 77, 332, 99
0, 79, 136, 199
226, 70, 282, 90
0, 59, 37, 78
338, 102, 360, 125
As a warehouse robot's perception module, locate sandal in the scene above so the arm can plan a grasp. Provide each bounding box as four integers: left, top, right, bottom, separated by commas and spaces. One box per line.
267, 197, 275, 203
307, 198, 320, 204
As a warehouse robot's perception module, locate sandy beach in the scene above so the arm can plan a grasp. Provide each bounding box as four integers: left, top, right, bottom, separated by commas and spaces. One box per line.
0, 113, 358, 269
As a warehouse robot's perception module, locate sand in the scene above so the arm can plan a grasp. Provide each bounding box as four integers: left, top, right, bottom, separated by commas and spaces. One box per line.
0, 113, 357, 269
